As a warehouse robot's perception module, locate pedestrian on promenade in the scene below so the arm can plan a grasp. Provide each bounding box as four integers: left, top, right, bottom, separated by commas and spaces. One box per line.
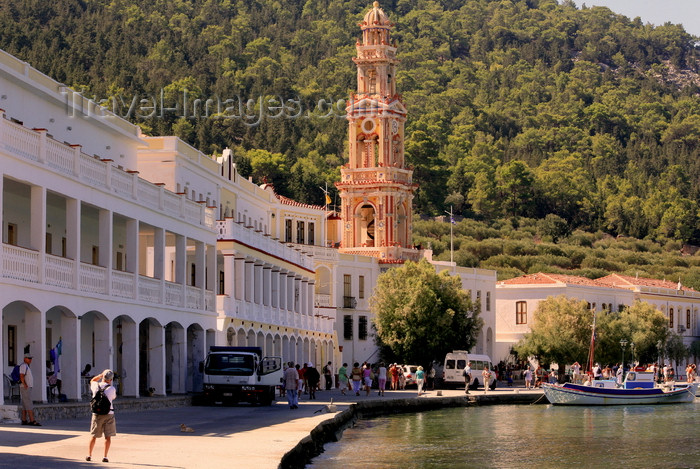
19, 353, 41, 426
300, 363, 308, 394
428, 365, 436, 390
338, 363, 349, 395
87, 369, 117, 462
306, 363, 320, 400
398, 368, 406, 390
284, 362, 299, 409
377, 362, 387, 396
482, 366, 491, 392
295, 364, 303, 398
323, 361, 333, 390
416, 366, 425, 395
524, 367, 532, 390
362, 363, 372, 396
389, 364, 399, 390
463, 361, 472, 394
351, 362, 362, 396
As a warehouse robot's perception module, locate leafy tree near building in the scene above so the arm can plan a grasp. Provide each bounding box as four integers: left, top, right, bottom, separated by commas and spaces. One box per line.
371, 259, 482, 366
515, 297, 669, 378
664, 333, 690, 372
514, 296, 593, 381
690, 340, 700, 363
595, 302, 669, 366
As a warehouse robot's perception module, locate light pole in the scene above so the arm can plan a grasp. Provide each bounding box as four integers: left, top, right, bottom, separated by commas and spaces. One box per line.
630, 342, 635, 367
620, 339, 628, 376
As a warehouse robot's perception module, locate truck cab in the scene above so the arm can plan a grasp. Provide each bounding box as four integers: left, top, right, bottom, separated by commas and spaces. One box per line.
199, 346, 282, 405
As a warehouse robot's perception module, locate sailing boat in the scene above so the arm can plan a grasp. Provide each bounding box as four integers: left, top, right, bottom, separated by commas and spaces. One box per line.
542, 312, 698, 405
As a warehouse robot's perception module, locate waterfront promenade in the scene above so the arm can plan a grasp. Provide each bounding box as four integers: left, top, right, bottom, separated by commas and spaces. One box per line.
0, 387, 544, 468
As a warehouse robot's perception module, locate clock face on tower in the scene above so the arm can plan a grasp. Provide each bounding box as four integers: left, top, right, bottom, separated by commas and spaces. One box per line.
391, 119, 398, 135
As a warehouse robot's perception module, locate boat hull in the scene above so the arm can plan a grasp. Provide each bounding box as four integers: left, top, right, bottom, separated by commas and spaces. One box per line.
542, 382, 698, 405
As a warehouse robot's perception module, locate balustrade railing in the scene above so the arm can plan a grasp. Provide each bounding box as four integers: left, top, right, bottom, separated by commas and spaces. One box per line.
1, 115, 215, 230
2, 244, 39, 283
45, 254, 73, 289
79, 263, 107, 295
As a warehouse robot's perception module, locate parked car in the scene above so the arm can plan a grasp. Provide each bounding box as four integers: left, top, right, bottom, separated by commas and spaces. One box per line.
401, 365, 419, 387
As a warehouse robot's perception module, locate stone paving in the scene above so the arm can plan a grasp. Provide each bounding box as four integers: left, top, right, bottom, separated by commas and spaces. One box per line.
0, 386, 544, 468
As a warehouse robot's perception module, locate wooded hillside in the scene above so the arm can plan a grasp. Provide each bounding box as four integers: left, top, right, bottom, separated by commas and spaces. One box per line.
1, 0, 698, 242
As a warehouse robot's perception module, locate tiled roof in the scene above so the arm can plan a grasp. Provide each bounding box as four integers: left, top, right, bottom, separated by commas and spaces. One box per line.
595, 273, 697, 292
499, 272, 601, 287
260, 183, 325, 210
499, 272, 698, 293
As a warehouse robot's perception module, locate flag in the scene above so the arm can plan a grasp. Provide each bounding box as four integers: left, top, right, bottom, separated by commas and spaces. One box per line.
325, 194, 332, 205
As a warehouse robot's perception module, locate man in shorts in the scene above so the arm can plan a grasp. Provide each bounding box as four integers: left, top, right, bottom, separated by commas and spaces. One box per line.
19, 353, 41, 426
87, 369, 117, 463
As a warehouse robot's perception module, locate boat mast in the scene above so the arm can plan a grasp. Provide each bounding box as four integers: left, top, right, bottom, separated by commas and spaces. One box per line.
586, 310, 597, 374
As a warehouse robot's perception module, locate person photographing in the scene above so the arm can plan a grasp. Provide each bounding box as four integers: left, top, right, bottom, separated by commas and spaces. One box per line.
87, 369, 117, 463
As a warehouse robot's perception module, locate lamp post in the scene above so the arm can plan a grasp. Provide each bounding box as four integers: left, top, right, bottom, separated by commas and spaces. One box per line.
630, 342, 635, 368
620, 339, 628, 376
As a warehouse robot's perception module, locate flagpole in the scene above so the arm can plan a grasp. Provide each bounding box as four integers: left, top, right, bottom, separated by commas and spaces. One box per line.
320, 184, 330, 248
445, 205, 454, 265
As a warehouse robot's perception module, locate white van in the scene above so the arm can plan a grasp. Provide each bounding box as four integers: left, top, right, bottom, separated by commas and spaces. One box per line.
443, 351, 497, 390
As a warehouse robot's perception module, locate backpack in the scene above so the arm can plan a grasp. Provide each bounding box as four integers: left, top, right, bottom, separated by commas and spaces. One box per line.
90, 386, 112, 415
10, 365, 21, 384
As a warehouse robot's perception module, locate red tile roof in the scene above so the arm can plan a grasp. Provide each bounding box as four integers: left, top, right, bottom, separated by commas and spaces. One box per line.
595, 273, 697, 292
499, 273, 601, 287
261, 183, 325, 210
500, 272, 698, 293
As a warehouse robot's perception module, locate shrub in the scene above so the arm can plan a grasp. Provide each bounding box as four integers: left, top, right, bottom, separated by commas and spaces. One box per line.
481, 254, 527, 271
503, 240, 538, 256
580, 256, 622, 271
571, 268, 610, 279
566, 230, 595, 247
455, 250, 479, 268
493, 267, 525, 281
536, 243, 566, 257
462, 239, 503, 260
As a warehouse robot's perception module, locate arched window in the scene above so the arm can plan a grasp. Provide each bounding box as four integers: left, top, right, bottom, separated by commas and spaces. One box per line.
669, 308, 674, 328
687, 309, 691, 330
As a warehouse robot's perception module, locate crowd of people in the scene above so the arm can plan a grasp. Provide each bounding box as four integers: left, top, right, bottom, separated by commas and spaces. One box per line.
279, 360, 439, 408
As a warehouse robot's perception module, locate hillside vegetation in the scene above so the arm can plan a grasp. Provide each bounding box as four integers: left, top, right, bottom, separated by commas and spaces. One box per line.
413, 216, 700, 290
0, 0, 699, 243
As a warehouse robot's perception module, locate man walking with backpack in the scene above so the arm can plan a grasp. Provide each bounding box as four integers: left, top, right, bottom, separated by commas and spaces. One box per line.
87, 369, 117, 463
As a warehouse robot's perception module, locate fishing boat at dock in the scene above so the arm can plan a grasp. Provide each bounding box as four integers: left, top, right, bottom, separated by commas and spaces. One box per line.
542, 371, 698, 405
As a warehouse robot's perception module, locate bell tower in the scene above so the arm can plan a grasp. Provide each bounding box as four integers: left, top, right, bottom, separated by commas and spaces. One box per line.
336, 2, 417, 261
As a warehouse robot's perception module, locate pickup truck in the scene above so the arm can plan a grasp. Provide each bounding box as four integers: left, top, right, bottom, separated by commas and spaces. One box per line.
199, 346, 282, 405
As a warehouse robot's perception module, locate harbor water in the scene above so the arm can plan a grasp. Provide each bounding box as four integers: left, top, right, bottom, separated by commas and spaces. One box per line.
309, 401, 700, 468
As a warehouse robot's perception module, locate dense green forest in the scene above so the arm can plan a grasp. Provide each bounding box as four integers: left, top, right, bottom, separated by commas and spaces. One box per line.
1, 0, 699, 243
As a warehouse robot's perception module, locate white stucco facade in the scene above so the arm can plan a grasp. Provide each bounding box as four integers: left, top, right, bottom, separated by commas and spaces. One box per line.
495, 273, 700, 368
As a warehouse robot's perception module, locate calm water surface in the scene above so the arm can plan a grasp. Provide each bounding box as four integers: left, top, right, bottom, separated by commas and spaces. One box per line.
309, 401, 699, 468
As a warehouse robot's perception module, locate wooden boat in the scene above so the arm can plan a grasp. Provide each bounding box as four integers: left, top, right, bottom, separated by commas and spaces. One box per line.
542, 371, 698, 405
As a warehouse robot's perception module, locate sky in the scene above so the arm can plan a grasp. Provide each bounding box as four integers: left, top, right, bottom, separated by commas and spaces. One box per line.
572, 0, 700, 37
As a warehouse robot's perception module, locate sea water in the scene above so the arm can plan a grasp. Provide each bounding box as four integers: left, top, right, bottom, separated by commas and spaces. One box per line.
308, 401, 699, 468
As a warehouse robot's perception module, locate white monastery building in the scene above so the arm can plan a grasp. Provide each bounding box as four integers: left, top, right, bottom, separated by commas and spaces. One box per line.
1, 2, 501, 407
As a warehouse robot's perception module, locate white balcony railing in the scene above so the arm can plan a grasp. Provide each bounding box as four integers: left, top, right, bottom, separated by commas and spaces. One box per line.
1, 243, 214, 312
0, 115, 216, 230
45, 254, 73, 289
2, 244, 39, 283
216, 220, 314, 270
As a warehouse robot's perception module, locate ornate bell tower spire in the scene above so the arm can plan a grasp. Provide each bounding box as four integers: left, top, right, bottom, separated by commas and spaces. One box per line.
336, 1, 417, 261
